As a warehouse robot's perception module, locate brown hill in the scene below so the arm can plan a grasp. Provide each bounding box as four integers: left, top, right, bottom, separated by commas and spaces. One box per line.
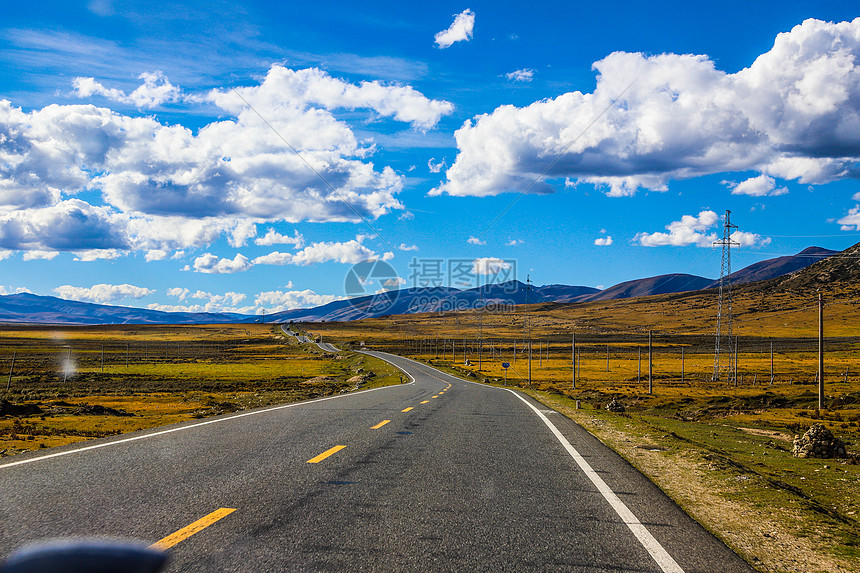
744, 241, 860, 296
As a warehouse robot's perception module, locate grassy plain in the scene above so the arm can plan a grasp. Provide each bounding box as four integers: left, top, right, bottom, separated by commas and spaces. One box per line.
0, 324, 401, 457
303, 289, 860, 572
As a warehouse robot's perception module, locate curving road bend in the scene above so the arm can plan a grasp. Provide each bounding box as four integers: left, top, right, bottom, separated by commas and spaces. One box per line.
0, 350, 753, 572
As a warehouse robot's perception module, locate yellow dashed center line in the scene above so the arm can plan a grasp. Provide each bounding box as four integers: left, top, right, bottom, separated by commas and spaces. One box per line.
307, 445, 347, 463
401, 407, 414, 412
431, 395, 439, 399
420, 400, 429, 404
150, 508, 236, 550
370, 420, 391, 429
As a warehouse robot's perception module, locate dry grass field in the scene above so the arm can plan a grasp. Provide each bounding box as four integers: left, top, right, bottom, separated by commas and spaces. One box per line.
0, 323, 402, 457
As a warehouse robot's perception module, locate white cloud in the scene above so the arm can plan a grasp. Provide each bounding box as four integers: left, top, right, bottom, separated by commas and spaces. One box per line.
634, 211, 720, 247
435, 9, 475, 49
731, 231, 771, 247
148, 290, 247, 314
209, 65, 452, 130
0, 251, 12, 261
433, 19, 860, 198
377, 277, 407, 292
72, 71, 181, 108
22, 250, 60, 261
73, 249, 123, 261
506, 239, 523, 246
505, 68, 534, 82
838, 205, 860, 230
251, 251, 293, 266
0, 64, 454, 258
167, 287, 191, 300
726, 174, 788, 196
253, 289, 342, 313
254, 228, 304, 247
145, 249, 168, 262
471, 257, 511, 275
398, 243, 418, 251
634, 210, 769, 247
292, 239, 381, 265
54, 283, 155, 304
467, 236, 486, 245
428, 158, 447, 173
252, 238, 389, 266
192, 253, 252, 274
0, 200, 128, 252
594, 236, 613, 246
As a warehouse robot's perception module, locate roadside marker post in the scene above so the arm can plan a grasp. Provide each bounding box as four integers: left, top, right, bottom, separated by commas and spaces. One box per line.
502, 362, 510, 385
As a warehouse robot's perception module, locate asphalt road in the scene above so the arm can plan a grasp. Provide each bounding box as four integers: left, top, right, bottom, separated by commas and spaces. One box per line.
280, 324, 340, 352
0, 351, 754, 572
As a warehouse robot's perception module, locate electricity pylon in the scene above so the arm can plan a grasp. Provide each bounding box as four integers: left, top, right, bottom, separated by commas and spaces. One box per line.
713, 210, 740, 382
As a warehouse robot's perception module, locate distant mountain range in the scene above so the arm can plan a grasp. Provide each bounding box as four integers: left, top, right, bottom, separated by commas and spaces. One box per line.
0, 246, 840, 325
0, 293, 247, 325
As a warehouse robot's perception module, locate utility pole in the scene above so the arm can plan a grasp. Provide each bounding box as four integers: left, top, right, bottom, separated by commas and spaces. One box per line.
648, 330, 653, 395
478, 286, 484, 371
819, 293, 824, 410
638, 347, 641, 383
734, 336, 739, 386
572, 332, 576, 390
681, 347, 685, 383
526, 274, 532, 388
770, 341, 774, 384
713, 210, 739, 381
606, 344, 609, 372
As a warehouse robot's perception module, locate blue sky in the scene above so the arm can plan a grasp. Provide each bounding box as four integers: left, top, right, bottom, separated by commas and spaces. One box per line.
1, 1, 859, 314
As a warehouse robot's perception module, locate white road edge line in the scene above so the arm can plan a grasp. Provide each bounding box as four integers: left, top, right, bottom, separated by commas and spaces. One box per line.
504, 389, 684, 573
364, 350, 683, 573
0, 371, 413, 470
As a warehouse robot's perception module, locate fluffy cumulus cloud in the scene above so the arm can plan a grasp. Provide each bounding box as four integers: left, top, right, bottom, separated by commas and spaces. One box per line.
594, 236, 613, 246
471, 257, 511, 275
838, 205, 860, 230
467, 236, 486, 245
0, 64, 452, 259
54, 283, 155, 303
505, 68, 534, 82
184, 237, 393, 274
0, 200, 128, 251
254, 238, 392, 267
725, 174, 788, 196
634, 210, 769, 247
150, 289, 248, 314
253, 289, 342, 313
435, 9, 475, 49
191, 253, 252, 274
72, 71, 181, 108
434, 19, 860, 198
254, 228, 304, 247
